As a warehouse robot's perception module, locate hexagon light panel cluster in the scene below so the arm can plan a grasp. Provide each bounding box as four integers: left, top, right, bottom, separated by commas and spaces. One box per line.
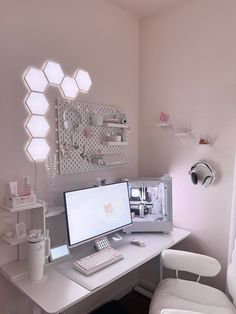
24, 60, 92, 161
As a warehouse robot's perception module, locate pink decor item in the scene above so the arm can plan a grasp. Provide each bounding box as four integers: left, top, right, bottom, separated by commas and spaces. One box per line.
160, 111, 169, 123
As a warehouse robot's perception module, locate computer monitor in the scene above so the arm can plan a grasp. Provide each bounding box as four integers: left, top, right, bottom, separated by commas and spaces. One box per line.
64, 182, 132, 247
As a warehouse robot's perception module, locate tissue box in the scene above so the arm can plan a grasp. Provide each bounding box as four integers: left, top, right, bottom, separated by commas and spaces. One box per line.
6, 194, 37, 208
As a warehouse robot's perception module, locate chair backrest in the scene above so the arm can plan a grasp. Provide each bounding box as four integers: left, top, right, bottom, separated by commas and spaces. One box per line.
161, 249, 221, 282
227, 239, 236, 306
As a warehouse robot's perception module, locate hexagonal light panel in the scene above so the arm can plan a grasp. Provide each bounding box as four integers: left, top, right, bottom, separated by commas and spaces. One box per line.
27, 138, 50, 161
43, 60, 64, 85
75, 70, 92, 93
25, 92, 49, 115
23, 61, 93, 162
24, 67, 48, 92
26, 115, 50, 137
60, 76, 79, 99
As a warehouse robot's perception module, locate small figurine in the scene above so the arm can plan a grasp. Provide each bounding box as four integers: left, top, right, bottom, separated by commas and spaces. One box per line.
160, 111, 169, 123
199, 138, 210, 145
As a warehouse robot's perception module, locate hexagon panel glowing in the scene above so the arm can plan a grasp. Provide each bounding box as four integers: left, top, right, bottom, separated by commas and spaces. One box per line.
27, 138, 50, 161
24, 67, 48, 92
26, 115, 50, 138
25, 92, 49, 115
60, 76, 79, 99
43, 61, 64, 85
75, 70, 92, 92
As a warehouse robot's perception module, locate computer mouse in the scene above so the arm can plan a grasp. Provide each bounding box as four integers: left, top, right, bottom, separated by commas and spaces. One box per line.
131, 239, 146, 247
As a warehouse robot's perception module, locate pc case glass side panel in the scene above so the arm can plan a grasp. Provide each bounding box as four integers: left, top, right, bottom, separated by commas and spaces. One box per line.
128, 178, 172, 222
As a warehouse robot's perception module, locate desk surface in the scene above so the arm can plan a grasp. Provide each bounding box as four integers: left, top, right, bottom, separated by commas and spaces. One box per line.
1, 228, 190, 314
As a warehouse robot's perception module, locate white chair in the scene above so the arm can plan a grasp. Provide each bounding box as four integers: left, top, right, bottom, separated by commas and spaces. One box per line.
149, 248, 236, 314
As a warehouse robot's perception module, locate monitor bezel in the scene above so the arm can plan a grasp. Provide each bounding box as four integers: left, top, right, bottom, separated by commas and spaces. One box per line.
64, 181, 132, 248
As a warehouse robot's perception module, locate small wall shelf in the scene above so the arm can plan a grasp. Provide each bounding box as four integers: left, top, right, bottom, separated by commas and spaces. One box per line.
103, 123, 129, 129
156, 112, 213, 145
1, 233, 29, 246
174, 132, 189, 137
102, 141, 128, 146
173, 127, 190, 137
0, 201, 45, 250
105, 161, 128, 167
0, 200, 45, 213
45, 206, 65, 218
156, 122, 170, 127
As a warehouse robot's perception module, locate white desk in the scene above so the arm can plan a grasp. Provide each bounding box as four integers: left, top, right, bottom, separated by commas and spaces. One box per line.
1, 228, 190, 314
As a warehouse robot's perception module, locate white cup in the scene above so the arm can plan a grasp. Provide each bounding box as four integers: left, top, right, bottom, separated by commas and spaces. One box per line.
28, 236, 50, 282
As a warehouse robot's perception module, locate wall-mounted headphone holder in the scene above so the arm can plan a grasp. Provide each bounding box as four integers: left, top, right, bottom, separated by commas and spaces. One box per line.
188, 161, 215, 188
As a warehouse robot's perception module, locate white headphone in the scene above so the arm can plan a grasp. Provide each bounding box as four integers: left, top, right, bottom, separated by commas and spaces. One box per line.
63, 107, 82, 131
189, 161, 215, 188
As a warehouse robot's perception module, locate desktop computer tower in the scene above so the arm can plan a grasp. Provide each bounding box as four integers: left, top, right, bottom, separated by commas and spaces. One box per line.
123, 175, 173, 233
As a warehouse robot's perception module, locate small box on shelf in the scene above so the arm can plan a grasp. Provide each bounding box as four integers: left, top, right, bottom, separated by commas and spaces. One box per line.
6, 194, 37, 209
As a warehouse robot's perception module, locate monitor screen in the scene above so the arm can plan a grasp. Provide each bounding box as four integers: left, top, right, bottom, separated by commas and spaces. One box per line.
64, 182, 132, 247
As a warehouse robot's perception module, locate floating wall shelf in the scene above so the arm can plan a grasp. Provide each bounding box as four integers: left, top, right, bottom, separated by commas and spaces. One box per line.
173, 127, 190, 137
156, 112, 213, 145
0, 201, 45, 213
104, 123, 129, 129
1, 232, 29, 246
156, 122, 170, 127
102, 141, 128, 146
45, 206, 65, 218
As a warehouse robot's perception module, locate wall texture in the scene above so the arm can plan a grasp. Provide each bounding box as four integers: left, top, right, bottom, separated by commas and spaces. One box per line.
139, 0, 236, 290
0, 0, 139, 312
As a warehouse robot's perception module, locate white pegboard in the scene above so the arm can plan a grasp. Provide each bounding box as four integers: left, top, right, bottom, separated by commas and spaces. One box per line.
56, 98, 128, 174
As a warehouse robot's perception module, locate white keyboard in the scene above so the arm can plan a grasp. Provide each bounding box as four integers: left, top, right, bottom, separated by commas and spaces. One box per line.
73, 248, 123, 276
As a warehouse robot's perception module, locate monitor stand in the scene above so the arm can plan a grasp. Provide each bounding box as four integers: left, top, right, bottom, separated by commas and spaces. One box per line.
112, 233, 123, 241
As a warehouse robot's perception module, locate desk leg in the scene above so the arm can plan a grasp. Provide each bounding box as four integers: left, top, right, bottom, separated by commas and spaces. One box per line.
33, 305, 42, 314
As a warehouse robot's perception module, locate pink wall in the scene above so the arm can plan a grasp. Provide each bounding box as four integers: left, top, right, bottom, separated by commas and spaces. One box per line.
0, 0, 139, 312
139, 0, 236, 289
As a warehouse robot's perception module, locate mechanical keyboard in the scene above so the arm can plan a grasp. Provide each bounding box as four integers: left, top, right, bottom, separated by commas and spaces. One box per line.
73, 247, 123, 276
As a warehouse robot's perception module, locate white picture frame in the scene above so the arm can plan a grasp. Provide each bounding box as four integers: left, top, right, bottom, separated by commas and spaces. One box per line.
16, 222, 26, 238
